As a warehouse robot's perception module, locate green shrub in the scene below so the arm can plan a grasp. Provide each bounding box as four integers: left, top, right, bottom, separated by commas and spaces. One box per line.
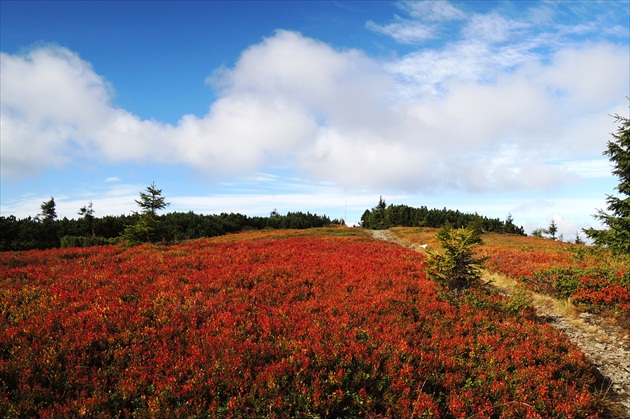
60, 236, 112, 248
535, 266, 628, 300
425, 225, 486, 291
505, 285, 534, 315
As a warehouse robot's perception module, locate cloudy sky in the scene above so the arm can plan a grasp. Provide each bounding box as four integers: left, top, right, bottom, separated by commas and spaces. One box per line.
1, 1, 628, 238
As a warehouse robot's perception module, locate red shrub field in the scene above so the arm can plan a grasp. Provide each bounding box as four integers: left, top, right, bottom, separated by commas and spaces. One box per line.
478, 233, 630, 329
1, 233, 607, 417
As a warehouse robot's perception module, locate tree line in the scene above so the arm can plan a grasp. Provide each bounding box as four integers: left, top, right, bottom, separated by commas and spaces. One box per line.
360, 197, 525, 235
0, 183, 337, 251
0, 210, 337, 251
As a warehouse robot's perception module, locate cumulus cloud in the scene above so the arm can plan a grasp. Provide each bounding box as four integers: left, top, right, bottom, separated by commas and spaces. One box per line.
1, 47, 109, 175
1, 10, 628, 196
0, 46, 171, 175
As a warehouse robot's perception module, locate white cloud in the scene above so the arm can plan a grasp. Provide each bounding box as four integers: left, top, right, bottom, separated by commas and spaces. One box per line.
388, 38, 540, 98
1, 46, 107, 176
401, 0, 466, 22
365, 18, 436, 44
0, 46, 112, 124
0, 46, 171, 176
365, 0, 466, 44
537, 44, 627, 109
462, 12, 529, 44
560, 159, 612, 179
172, 96, 316, 173
1, 17, 627, 197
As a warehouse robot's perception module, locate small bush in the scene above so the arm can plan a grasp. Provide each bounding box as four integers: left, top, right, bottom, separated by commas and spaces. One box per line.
425, 225, 486, 291
505, 285, 534, 315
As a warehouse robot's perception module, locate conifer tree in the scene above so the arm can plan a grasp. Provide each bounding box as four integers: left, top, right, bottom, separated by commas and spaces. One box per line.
546, 219, 558, 241
39, 197, 57, 222
584, 113, 630, 254
122, 182, 170, 244
135, 181, 169, 217
78, 201, 95, 236
425, 225, 486, 291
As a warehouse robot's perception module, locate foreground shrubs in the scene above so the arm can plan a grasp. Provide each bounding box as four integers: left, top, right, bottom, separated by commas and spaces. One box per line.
0, 235, 603, 417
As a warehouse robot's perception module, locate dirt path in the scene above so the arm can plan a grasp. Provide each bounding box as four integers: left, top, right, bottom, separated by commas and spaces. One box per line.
369, 229, 630, 417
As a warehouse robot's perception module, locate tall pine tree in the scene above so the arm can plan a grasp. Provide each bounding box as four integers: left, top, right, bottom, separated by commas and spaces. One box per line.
135, 181, 170, 217
584, 112, 630, 254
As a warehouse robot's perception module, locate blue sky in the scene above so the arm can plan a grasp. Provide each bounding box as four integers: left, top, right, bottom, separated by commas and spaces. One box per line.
1, 1, 629, 239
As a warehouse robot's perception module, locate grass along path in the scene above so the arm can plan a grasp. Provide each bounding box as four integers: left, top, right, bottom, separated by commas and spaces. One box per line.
370, 229, 630, 417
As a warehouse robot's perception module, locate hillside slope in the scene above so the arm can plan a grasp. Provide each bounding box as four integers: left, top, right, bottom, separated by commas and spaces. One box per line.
0, 230, 616, 417
381, 227, 630, 416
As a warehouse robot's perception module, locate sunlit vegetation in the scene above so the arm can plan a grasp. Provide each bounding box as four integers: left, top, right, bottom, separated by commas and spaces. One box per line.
480, 238, 630, 330
361, 197, 525, 235
0, 230, 607, 417
391, 228, 630, 331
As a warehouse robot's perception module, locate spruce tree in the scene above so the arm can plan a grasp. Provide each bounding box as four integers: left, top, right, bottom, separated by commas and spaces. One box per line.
78, 201, 95, 236
122, 182, 170, 244
135, 181, 169, 217
546, 219, 558, 241
39, 197, 57, 222
425, 224, 486, 291
584, 113, 630, 255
